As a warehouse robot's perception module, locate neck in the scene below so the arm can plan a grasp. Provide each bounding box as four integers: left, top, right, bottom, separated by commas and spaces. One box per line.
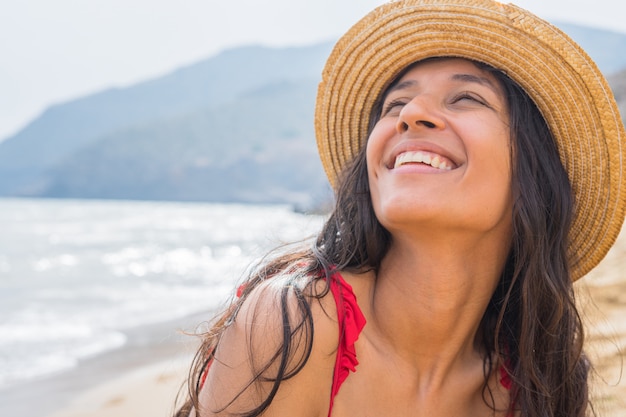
366, 230, 509, 390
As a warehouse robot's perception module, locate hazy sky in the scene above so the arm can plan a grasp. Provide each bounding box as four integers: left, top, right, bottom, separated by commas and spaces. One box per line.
1, 0, 625, 141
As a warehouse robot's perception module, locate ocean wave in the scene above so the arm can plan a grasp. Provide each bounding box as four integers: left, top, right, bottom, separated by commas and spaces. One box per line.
0, 199, 325, 388
0, 324, 127, 388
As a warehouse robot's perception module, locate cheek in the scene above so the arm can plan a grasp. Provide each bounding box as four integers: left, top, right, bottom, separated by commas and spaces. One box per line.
488, 128, 512, 178
466, 118, 511, 172
365, 139, 381, 206
462, 121, 513, 204
482, 150, 512, 217
365, 124, 392, 217
365, 121, 393, 179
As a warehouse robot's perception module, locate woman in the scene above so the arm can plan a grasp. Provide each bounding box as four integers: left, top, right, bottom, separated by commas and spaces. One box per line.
175, 1, 626, 416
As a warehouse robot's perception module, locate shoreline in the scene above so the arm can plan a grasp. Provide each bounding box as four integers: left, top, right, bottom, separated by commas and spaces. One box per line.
0, 309, 210, 417
46, 357, 193, 417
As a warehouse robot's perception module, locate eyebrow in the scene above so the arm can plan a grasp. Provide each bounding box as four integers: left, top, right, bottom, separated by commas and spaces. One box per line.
451, 73, 498, 92
386, 73, 499, 96
387, 79, 418, 95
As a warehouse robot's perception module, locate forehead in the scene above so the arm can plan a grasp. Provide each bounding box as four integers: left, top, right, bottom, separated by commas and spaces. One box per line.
389, 58, 502, 94
399, 58, 493, 79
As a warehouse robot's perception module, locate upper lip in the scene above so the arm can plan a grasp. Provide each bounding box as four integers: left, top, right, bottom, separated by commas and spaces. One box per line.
387, 141, 461, 170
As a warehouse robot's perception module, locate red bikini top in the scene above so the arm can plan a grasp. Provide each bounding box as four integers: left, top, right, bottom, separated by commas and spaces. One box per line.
327, 272, 367, 416
327, 271, 513, 417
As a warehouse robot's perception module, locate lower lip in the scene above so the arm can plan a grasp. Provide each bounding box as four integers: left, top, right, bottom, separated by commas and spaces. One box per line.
392, 163, 451, 174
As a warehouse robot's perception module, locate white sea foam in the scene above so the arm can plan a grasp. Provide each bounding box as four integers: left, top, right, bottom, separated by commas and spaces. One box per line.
32, 253, 79, 272
0, 318, 127, 387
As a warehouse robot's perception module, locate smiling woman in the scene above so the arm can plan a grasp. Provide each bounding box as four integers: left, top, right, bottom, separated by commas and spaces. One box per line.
367, 58, 513, 240
174, 1, 626, 416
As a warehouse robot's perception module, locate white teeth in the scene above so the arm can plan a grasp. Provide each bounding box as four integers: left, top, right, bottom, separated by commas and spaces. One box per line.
393, 151, 453, 170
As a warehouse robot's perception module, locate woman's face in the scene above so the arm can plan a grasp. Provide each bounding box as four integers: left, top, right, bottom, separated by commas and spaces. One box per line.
367, 58, 513, 239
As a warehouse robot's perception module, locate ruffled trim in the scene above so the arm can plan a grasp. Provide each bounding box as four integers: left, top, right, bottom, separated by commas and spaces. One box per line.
499, 357, 516, 417
499, 361, 513, 390
328, 272, 367, 416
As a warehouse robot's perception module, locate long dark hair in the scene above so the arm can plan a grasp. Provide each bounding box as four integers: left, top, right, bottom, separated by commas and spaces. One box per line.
174, 59, 590, 417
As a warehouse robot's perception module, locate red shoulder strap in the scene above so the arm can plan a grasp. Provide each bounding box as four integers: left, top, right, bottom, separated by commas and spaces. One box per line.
327, 272, 367, 416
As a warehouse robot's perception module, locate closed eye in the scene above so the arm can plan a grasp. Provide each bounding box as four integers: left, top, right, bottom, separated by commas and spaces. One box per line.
452, 92, 490, 107
382, 99, 407, 116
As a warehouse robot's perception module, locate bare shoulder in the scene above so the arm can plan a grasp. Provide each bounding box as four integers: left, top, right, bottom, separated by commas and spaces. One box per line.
197, 273, 340, 417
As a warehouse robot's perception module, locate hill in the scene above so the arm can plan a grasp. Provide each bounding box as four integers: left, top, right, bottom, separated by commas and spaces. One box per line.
0, 43, 333, 205
41, 80, 329, 208
0, 22, 625, 209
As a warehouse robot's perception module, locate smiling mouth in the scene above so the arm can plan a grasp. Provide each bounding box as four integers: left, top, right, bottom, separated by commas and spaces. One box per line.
393, 151, 454, 170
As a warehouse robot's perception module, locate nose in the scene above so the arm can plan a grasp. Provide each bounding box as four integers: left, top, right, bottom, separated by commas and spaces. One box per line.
395, 96, 445, 133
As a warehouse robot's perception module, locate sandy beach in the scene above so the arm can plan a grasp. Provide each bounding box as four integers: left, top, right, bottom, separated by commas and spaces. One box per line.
45, 357, 193, 417
19, 229, 626, 417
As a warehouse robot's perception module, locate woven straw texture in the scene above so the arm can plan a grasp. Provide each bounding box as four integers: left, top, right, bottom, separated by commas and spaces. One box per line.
314, 0, 626, 280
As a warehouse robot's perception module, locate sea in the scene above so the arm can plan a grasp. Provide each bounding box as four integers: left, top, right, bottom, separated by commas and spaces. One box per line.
0, 197, 325, 393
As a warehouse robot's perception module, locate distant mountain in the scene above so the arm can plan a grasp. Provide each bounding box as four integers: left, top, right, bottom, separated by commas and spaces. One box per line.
0, 42, 333, 203
41, 80, 330, 208
0, 22, 625, 209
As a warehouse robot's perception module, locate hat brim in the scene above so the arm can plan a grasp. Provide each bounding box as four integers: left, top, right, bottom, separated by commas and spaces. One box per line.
314, 0, 626, 280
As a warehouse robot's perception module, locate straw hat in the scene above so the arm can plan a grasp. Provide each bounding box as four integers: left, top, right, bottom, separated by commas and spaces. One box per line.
314, 0, 626, 280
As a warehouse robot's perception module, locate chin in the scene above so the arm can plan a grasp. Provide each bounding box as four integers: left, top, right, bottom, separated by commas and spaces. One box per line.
374, 196, 443, 227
